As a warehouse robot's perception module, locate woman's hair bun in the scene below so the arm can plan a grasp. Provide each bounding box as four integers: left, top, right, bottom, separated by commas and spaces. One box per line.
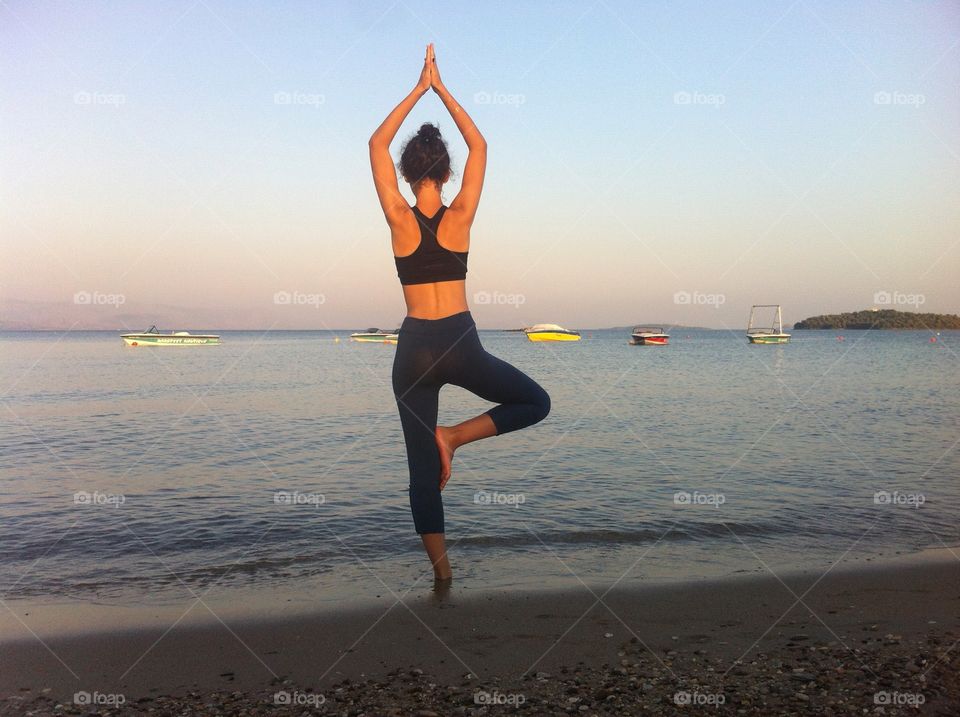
417, 123, 440, 142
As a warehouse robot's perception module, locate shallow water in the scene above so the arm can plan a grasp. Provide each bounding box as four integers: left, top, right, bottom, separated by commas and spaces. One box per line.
1, 328, 957, 612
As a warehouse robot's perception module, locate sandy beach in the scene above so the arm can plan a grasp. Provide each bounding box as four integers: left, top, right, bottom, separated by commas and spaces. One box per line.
2, 553, 957, 715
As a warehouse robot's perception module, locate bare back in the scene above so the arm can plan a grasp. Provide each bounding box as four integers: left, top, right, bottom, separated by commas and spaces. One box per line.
392, 204, 472, 320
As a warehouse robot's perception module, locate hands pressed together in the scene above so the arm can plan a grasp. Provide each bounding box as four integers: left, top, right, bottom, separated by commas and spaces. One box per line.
415, 43, 445, 95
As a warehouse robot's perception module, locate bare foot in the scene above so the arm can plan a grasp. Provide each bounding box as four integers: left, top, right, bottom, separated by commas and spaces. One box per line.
430, 577, 453, 601
434, 426, 456, 490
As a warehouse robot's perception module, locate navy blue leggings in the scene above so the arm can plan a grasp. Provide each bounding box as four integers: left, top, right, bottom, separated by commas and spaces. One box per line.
392, 310, 551, 534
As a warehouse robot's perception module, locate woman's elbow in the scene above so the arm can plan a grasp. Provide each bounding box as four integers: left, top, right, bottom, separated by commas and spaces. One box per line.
464, 129, 486, 151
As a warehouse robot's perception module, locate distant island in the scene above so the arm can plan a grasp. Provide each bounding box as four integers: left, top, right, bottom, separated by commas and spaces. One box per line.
793, 309, 960, 330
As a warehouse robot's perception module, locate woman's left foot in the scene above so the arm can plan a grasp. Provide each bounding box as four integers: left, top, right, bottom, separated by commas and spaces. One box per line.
434, 426, 456, 489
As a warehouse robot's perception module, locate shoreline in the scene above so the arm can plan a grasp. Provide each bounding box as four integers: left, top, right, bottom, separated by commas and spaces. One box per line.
2, 545, 955, 641
2, 550, 958, 714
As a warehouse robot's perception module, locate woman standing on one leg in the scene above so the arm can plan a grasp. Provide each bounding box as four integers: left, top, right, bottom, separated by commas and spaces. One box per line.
368, 44, 551, 584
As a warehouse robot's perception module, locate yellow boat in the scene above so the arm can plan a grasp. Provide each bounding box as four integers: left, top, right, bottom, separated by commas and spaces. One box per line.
524, 323, 581, 342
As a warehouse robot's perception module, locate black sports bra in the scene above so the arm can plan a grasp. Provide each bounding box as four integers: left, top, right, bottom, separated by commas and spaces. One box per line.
394, 205, 468, 286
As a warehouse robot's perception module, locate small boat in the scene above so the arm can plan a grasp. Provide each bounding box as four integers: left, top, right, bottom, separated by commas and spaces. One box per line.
350, 328, 399, 344
630, 326, 669, 345
525, 323, 581, 342
121, 325, 221, 346
747, 305, 791, 344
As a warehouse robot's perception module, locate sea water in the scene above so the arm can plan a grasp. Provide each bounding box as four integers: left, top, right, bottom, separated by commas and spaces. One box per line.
1, 328, 957, 618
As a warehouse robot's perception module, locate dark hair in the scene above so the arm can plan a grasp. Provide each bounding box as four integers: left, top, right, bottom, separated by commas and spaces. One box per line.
398, 122, 450, 186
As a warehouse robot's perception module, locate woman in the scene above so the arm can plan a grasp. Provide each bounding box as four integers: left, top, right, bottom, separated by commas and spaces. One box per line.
368, 44, 551, 584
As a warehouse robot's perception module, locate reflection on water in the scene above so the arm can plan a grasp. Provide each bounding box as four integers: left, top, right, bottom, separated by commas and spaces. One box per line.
0, 329, 957, 608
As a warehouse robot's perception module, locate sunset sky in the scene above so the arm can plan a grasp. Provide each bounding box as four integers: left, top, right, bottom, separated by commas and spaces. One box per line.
2, 0, 958, 329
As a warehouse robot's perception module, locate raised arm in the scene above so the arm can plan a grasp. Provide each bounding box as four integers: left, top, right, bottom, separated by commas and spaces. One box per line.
431, 55, 486, 225
368, 45, 432, 225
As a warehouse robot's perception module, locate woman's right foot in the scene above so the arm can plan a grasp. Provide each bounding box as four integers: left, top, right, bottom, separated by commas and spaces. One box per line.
432, 575, 453, 596
434, 426, 456, 489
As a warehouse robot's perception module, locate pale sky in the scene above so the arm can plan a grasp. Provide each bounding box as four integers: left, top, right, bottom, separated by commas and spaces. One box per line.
2, 0, 958, 329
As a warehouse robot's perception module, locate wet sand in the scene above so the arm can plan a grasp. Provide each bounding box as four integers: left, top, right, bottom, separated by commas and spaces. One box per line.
2, 554, 958, 715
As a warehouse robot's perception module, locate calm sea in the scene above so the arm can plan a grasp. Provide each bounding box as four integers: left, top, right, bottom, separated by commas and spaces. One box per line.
1, 328, 957, 614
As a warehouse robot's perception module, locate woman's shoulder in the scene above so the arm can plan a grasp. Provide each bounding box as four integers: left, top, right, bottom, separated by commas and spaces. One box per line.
439, 203, 472, 227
